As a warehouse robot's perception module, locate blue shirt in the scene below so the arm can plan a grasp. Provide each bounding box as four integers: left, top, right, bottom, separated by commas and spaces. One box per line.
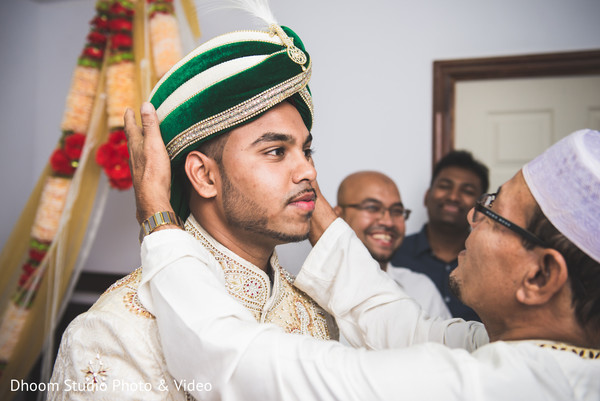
391, 225, 480, 322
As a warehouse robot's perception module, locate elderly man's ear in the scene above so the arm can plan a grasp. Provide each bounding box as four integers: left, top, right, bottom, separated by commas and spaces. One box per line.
185, 151, 218, 199
516, 248, 569, 305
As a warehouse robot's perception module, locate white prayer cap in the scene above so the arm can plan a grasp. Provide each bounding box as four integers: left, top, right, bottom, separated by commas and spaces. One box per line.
522, 129, 600, 263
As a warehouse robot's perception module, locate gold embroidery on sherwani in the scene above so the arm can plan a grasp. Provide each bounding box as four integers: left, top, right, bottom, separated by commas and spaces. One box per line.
185, 217, 331, 340
81, 352, 109, 389
261, 255, 330, 340
123, 290, 155, 319
185, 221, 269, 320
104, 268, 155, 319
103, 267, 140, 295
538, 342, 600, 360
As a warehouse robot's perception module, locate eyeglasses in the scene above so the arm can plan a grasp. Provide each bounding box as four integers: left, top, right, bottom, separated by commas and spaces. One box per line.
340, 200, 411, 220
473, 193, 548, 248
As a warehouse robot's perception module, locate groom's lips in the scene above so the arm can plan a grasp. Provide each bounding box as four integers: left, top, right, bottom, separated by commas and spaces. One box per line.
288, 190, 316, 211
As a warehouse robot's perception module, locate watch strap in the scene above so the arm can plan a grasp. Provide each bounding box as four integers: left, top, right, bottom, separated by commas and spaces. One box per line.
139, 211, 184, 243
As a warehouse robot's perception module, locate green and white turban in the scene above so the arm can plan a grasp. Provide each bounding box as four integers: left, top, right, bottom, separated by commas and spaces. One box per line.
148, 24, 313, 220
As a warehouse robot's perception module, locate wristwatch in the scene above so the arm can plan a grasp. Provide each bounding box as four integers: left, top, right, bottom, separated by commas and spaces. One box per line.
139, 211, 184, 243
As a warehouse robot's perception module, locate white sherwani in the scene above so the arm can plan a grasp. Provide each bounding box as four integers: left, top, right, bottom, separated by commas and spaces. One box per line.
385, 264, 451, 320
49, 216, 336, 400
138, 218, 600, 401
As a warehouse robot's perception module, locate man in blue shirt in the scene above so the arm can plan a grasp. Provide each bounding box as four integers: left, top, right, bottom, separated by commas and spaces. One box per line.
392, 150, 488, 321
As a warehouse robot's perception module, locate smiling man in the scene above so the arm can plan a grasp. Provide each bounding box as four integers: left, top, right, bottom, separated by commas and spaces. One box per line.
392, 150, 489, 320
335, 171, 450, 319
49, 24, 337, 400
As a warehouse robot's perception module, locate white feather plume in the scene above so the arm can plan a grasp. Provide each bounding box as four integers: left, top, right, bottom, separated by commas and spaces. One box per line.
199, 0, 278, 27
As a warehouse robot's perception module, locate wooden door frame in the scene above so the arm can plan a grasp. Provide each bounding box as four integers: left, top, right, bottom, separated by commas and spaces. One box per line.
432, 49, 600, 168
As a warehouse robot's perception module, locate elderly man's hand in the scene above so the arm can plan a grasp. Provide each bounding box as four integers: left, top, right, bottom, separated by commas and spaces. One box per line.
124, 102, 173, 224
308, 180, 338, 246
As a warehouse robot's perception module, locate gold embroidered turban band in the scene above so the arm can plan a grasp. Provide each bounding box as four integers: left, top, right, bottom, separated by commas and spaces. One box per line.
148, 24, 313, 219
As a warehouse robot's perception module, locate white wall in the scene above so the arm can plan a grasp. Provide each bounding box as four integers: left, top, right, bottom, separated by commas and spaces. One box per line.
2, 0, 600, 275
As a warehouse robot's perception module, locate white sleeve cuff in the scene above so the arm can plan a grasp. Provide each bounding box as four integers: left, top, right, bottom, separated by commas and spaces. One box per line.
138, 228, 215, 315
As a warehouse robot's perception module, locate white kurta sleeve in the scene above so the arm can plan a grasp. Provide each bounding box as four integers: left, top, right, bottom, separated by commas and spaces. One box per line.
295, 218, 488, 350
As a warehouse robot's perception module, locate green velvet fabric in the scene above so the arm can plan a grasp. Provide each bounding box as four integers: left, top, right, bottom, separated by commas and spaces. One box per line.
163, 52, 310, 164
150, 41, 282, 109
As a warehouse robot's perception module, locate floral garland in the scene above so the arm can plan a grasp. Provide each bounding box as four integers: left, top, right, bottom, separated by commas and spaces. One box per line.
148, 0, 183, 78
15, 2, 111, 308
96, 129, 131, 189
96, 0, 136, 190
0, 0, 111, 375
95, 0, 184, 188
0, 0, 192, 383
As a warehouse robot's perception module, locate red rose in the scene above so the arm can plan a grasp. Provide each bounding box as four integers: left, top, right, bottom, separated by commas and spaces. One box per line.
28, 249, 46, 263
87, 31, 107, 45
23, 263, 36, 275
109, 19, 133, 32
97, 128, 132, 190
110, 2, 127, 14
91, 16, 109, 31
95, 143, 111, 167
111, 33, 133, 49
18, 263, 37, 286
50, 149, 76, 176
111, 177, 133, 190
116, 143, 130, 160
110, 2, 135, 17
107, 162, 130, 180
109, 130, 127, 145
96, 143, 121, 168
64, 133, 86, 160
83, 46, 104, 60
106, 163, 132, 190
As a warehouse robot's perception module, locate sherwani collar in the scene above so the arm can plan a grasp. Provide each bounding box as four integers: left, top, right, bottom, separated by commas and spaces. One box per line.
184, 214, 283, 317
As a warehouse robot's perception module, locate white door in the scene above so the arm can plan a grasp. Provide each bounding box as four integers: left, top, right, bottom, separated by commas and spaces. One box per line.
455, 75, 600, 191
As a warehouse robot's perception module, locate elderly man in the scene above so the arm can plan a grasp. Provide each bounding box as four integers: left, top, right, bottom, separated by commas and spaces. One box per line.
49, 22, 338, 400
132, 125, 600, 400
393, 150, 488, 321
335, 171, 450, 319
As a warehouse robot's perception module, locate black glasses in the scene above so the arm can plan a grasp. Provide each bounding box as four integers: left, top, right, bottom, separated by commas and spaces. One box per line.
473, 193, 548, 248
340, 200, 411, 220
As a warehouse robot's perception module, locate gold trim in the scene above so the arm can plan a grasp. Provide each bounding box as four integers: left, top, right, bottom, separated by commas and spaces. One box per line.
269, 24, 308, 68
123, 291, 155, 319
298, 87, 314, 123
102, 269, 140, 296
538, 342, 600, 360
166, 64, 312, 160
184, 219, 269, 318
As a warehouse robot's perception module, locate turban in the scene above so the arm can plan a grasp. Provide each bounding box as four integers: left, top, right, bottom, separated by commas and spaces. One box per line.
523, 129, 600, 263
148, 24, 313, 220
